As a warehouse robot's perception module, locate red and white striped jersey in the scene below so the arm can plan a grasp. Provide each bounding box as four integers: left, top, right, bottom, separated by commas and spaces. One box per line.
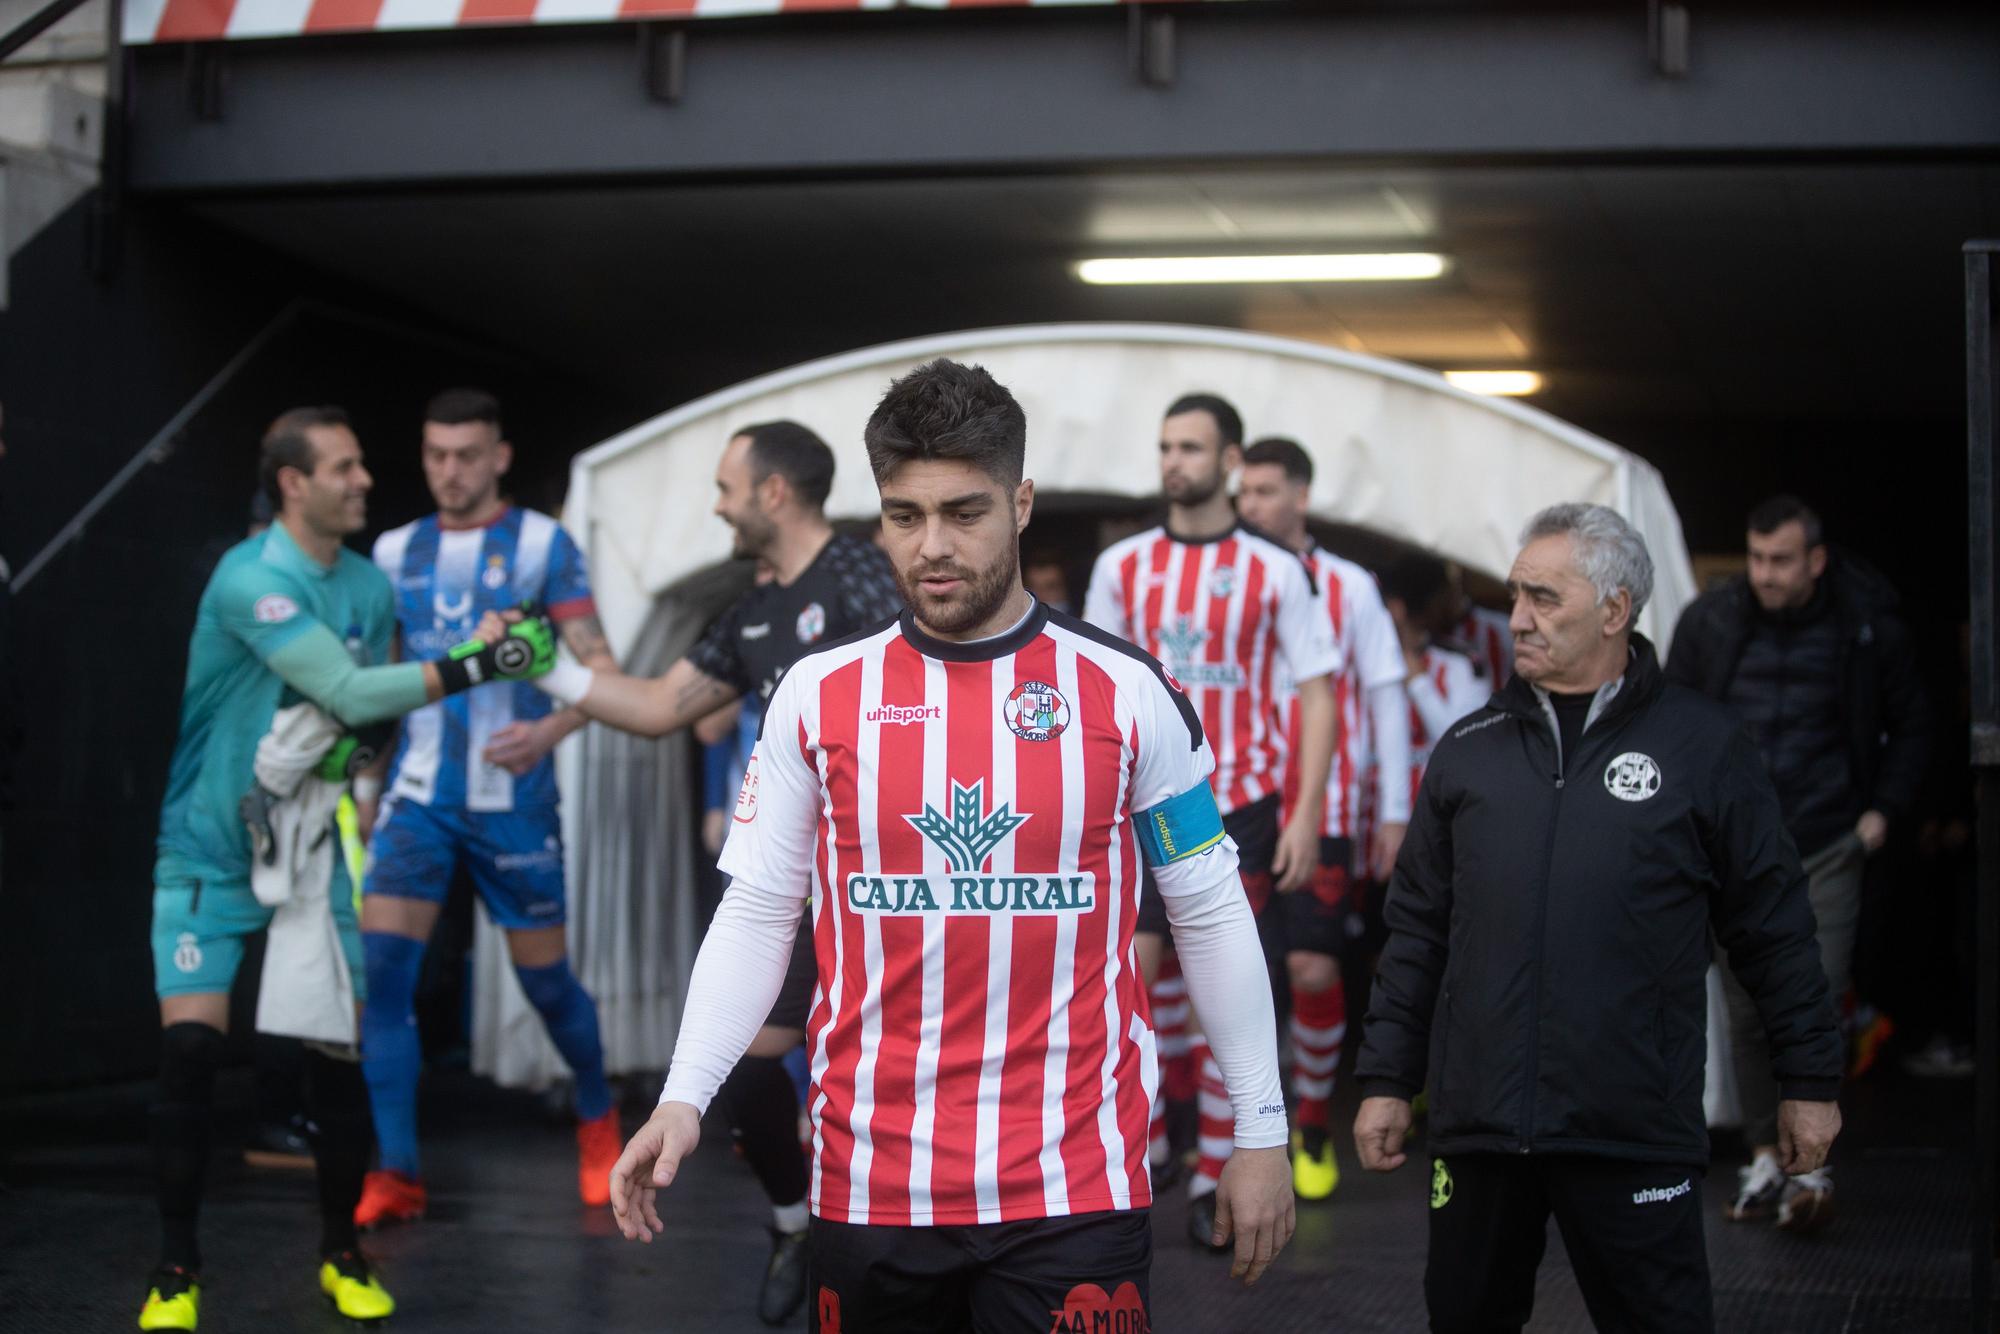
1083, 525, 1339, 815
718, 602, 1222, 1227
1278, 546, 1410, 839
1457, 604, 1514, 687
1403, 644, 1488, 813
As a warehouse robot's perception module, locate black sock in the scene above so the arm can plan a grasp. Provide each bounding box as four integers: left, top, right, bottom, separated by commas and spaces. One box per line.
719, 1055, 808, 1212
303, 1045, 373, 1258
253, 1032, 306, 1131
153, 1022, 227, 1272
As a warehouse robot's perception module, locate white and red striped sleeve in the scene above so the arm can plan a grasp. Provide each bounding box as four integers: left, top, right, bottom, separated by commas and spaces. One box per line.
1268, 551, 1341, 686
1082, 542, 1134, 640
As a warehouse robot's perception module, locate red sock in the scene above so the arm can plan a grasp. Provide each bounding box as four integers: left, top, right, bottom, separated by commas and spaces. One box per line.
1190, 1041, 1230, 1197
1288, 982, 1347, 1132
1150, 961, 1197, 1103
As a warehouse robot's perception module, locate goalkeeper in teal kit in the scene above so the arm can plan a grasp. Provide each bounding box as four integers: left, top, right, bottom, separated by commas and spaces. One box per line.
140, 406, 554, 1332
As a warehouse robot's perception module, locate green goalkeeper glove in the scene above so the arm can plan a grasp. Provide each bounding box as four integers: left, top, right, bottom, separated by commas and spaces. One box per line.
437, 611, 557, 695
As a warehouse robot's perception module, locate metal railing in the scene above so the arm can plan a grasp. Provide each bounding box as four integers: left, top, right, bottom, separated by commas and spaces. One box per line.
1967, 238, 1998, 1333
0, 0, 95, 63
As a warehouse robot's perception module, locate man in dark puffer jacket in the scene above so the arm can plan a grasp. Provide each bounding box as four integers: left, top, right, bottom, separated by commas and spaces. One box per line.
1355, 503, 1842, 1334
1666, 494, 1927, 1232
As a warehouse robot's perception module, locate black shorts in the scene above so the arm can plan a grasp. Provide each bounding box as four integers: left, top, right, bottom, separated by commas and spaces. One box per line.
1136, 794, 1279, 937
1276, 837, 1364, 959
767, 909, 816, 1031
809, 1209, 1151, 1334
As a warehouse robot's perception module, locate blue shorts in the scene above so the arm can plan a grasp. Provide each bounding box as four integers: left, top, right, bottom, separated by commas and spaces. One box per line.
364, 798, 566, 930
152, 864, 364, 1001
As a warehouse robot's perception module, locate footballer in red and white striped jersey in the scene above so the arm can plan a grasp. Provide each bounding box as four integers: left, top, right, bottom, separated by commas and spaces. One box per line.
719, 600, 1268, 1227
1457, 602, 1514, 687
1277, 545, 1409, 841
1081, 524, 1340, 815
1402, 643, 1487, 812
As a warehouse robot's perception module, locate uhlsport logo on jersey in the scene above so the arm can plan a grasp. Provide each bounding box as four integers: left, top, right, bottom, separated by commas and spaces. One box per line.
433, 589, 473, 625
796, 602, 827, 644
867, 703, 941, 726
1004, 680, 1070, 742
843, 780, 1095, 915
1153, 615, 1245, 689
1604, 751, 1662, 802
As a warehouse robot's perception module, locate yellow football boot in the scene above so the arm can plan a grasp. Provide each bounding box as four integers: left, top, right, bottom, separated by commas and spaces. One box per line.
319, 1251, 396, 1322
138, 1266, 200, 1330
1291, 1127, 1341, 1201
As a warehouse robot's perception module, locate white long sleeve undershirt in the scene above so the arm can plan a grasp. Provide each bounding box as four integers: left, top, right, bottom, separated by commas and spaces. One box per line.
1156, 852, 1290, 1149
657, 877, 803, 1113
658, 857, 1289, 1153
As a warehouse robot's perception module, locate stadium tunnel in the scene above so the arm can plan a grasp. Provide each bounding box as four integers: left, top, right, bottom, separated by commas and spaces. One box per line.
0, 0, 1994, 1100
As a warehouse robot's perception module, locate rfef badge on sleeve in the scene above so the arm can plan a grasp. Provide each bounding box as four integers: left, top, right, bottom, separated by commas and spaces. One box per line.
733, 755, 761, 824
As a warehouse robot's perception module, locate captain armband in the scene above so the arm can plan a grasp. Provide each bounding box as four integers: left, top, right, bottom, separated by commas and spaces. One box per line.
1134, 783, 1226, 869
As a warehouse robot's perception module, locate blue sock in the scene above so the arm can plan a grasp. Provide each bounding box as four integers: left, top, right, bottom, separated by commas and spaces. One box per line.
782, 1044, 810, 1106
514, 960, 611, 1121
360, 932, 427, 1178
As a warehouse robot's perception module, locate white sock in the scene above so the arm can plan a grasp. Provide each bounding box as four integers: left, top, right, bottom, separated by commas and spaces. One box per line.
772, 1200, 809, 1234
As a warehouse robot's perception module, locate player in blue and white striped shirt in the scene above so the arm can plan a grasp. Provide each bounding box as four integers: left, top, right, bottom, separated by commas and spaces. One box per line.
355, 389, 622, 1229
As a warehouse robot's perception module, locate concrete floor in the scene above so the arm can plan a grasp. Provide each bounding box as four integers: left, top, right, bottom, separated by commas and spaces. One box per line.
0, 1063, 1981, 1332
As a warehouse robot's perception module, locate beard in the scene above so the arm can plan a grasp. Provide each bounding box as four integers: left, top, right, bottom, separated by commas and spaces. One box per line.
728, 506, 777, 560
1162, 468, 1223, 508
897, 546, 1021, 638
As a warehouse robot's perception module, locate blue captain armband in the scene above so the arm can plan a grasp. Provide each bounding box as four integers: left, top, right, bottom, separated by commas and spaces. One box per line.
1135, 784, 1226, 868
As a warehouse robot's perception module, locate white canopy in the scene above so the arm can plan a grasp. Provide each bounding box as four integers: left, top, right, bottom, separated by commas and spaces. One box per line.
568, 322, 1697, 654
477, 323, 1702, 1092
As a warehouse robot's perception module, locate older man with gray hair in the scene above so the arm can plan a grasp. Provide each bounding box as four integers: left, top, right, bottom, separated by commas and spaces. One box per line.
1352, 503, 1843, 1333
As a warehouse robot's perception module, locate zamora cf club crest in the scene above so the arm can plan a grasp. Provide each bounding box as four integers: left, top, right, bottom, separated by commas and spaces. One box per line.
1005, 680, 1070, 742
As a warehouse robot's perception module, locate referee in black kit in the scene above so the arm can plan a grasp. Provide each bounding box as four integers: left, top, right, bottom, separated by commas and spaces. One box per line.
1352, 503, 1843, 1333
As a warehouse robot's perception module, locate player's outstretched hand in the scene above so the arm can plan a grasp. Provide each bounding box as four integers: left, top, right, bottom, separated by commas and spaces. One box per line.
1212, 1145, 1294, 1286
1354, 1095, 1413, 1173
610, 1100, 701, 1242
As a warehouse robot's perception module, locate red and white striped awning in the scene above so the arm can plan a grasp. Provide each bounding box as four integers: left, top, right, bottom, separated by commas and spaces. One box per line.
125, 0, 1188, 44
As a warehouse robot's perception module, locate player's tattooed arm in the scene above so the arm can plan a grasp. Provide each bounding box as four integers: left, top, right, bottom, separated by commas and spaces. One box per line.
553, 655, 741, 740
557, 612, 617, 670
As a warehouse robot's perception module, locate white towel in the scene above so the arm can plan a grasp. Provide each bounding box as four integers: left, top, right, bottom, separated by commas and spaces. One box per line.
250, 703, 358, 1046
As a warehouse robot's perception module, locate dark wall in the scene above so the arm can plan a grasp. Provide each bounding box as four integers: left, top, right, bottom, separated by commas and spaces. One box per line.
0, 195, 646, 1090
1608, 413, 1969, 714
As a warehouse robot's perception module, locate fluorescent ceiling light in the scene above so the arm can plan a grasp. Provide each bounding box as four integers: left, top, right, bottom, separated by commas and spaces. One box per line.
1444, 370, 1543, 397
1074, 253, 1448, 285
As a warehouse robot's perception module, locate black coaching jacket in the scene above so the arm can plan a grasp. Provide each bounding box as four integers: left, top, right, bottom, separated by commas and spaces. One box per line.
1355, 634, 1843, 1166
1665, 550, 1929, 851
